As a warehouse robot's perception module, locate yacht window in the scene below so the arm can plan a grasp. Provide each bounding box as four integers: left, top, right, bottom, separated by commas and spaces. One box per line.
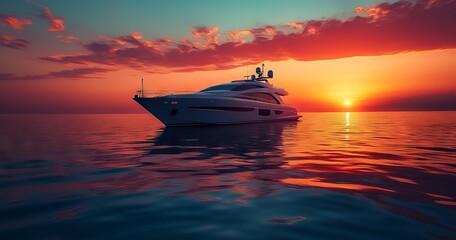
189, 106, 254, 112
200, 84, 234, 92
259, 109, 271, 116
232, 84, 264, 91
238, 92, 280, 104
276, 95, 283, 103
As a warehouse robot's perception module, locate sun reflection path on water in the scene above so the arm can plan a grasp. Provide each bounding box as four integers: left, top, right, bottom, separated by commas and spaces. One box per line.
345, 112, 350, 141
280, 112, 456, 209
346, 112, 350, 127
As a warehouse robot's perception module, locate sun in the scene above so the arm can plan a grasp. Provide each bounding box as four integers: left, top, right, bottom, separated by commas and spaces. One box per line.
344, 100, 351, 106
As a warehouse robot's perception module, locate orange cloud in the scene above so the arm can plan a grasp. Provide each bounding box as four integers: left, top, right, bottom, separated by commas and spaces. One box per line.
228, 26, 278, 42
56, 35, 78, 43
179, 38, 202, 52
34, 0, 456, 73
130, 31, 142, 40
287, 22, 305, 29
0, 14, 32, 30
355, 7, 365, 14
354, 5, 390, 19
42, 6, 64, 31
251, 26, 277, 40
191, 26, 220, 44
87, 33, 173, 57
227, 30, 251, 43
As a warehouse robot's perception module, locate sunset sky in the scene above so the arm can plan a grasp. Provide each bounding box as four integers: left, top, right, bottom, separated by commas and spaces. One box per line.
0, 0, 455, 113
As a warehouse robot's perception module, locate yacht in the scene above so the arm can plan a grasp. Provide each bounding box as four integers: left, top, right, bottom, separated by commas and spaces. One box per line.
133, 65, 301, 126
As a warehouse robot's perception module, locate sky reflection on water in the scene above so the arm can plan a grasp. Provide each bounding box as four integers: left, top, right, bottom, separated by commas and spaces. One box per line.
0, 112, 455, 239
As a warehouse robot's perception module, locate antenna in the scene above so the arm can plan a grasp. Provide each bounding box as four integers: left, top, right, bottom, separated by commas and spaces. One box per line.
141, 78, 144, 97
262, 63, 264, 77
244, 65, 250, 80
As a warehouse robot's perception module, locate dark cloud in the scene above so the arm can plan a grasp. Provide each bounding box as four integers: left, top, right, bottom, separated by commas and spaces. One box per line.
85, 42, 114, 53
360, 91, 456, 111
48, 67, 112, 78
0, 34, 28, 49
0, 67, 112, 80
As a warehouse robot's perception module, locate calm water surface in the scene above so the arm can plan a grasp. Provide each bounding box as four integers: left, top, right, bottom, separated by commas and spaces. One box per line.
1, 112, 455, 239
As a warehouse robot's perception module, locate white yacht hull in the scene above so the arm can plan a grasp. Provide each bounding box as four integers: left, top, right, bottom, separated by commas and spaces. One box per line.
134, 94, 300, 126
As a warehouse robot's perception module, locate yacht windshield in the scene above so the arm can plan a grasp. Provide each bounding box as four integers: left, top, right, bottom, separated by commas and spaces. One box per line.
200, 84, 234, 92
232, 84, 265, 91
201, 83, 266, 92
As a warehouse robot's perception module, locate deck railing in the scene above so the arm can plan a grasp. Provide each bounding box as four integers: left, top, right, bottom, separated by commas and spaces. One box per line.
135, 90, 195, 98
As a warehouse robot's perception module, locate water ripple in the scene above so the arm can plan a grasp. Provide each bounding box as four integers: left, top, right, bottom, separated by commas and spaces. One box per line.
1, 112, 455, 239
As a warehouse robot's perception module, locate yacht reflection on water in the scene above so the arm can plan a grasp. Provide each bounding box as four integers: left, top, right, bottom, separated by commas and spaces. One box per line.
147, 121, 296, 159
136, 121, 297, 202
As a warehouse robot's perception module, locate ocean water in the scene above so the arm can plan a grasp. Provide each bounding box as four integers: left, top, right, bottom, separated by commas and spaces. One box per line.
0, 112, 455, 239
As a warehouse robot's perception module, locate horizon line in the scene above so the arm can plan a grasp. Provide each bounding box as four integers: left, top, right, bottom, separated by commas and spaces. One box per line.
1, 110, 456, 115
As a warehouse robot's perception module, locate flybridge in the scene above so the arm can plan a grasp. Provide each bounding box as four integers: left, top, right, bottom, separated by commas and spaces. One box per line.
135, 64, 276, 98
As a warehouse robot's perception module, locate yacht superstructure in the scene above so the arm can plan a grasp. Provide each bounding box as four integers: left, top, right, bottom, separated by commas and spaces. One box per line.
133, 65, 301, 126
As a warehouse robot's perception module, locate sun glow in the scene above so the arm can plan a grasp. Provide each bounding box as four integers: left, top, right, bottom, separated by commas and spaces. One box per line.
344, 100, 351, 106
